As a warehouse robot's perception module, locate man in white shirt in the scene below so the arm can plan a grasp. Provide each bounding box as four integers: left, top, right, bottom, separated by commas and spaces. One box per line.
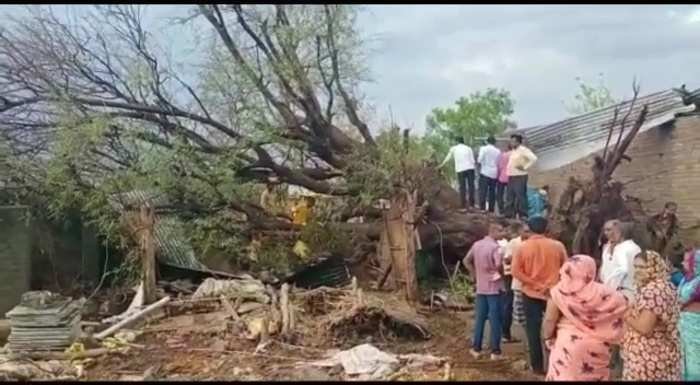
599, 220, 641, 302
439, 136, 476, 209
477, 136, 502, 213
505, 134, 538, 219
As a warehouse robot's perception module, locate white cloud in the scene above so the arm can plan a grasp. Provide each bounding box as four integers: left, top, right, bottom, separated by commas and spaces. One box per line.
686, 7, 700, 24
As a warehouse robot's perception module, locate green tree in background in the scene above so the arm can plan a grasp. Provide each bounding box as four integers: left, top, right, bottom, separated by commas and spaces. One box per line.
566, 74, 619, 115
423, 88, 515, 178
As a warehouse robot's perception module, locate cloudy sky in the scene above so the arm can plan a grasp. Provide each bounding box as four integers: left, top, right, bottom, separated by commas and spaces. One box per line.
3, 4, 700, 132
358, 5, 700, 131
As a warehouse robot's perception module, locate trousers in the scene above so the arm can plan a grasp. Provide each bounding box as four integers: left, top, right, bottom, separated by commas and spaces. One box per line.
505, 174, 528, 219
457, 169, 476, 208
478, 174, 497, 212
472, 293, 504, 354
523, 294, 547, 374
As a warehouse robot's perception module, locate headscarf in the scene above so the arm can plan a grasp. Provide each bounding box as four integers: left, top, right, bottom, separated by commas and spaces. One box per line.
634, 250, 670, 289
550, 254, 628, 343
679, 249, 700, 306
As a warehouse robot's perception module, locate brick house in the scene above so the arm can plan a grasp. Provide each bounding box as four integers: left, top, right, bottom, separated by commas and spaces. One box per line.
512, 86, 700, 243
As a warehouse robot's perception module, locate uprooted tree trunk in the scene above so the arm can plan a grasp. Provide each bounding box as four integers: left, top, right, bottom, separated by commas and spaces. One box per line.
550, 82, 655, 259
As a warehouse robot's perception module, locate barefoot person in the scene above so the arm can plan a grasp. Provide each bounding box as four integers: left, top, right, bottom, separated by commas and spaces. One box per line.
463, 221, 507, 360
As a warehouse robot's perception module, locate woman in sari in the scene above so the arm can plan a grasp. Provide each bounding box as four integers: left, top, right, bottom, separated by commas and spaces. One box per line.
679, 248, 700, 380
543, 255, 627, 381
622, 250, 681, 381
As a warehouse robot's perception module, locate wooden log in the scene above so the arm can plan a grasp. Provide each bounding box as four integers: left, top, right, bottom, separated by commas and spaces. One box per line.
377, 263, 393, 289
280, 283, 290, 336
140, 205, 157, 305
95, 296, 171, 340
220, 295, 241, 321
9, 347, 127, 361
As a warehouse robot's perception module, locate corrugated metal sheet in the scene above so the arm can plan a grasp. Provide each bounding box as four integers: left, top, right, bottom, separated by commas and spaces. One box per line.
108, 190, 209, 272
285, 255, 350, 289
514, 88, 698, 171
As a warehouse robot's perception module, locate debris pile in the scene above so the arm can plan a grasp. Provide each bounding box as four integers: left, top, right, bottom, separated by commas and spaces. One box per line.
5, 291, 82, 352
302, 343, 447, 380
192, 277, 270, 303
295, 281, 431, 346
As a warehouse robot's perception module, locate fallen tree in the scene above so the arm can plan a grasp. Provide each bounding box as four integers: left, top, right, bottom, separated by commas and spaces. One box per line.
0, 5, 495, 291
0, 5, 674, 303
548, 82, 682, 262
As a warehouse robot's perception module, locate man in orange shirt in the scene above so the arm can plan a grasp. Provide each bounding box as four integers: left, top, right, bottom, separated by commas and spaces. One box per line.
511, 216, 567, 375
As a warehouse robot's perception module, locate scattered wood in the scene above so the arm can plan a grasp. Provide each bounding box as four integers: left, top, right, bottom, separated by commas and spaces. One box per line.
324, 302, 431, 344
280, 283, 291, 336
220, 295, 241, 322
147, 311, 228, 334
238, 302, 264, 315
443, 362, 452, 381
8, 347, 127, 361
95, 296, 171, 340
376, 264, 393, 290
259, 316, 270, 344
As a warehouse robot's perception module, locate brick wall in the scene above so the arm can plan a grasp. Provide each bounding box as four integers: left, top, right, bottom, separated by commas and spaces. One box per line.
530, 114, 700, 244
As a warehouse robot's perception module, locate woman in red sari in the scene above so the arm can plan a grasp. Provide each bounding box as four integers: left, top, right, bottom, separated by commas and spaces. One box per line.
542, 254, 628, 381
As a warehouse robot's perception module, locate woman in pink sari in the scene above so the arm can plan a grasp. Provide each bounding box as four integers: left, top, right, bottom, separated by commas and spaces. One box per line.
542, 255, 628, 381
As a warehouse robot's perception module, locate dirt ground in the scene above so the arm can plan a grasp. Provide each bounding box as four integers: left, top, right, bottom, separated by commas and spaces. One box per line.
83, 302, 544, 381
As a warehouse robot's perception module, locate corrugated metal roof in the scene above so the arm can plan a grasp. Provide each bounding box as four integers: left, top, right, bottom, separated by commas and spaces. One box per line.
108, 190, 209, 272
515, 88, 697, 171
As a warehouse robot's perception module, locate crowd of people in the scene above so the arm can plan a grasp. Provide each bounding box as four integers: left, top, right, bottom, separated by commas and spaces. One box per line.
439, 133, 540, 219
462, 215, 700, 381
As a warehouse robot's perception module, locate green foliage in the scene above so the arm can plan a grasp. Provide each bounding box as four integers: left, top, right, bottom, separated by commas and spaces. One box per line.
450, 272, 475, 302
344, 126, 433, 205
255, 241, 302, 276
299, 219, 352, 257
424, 88, 515, 180
566, 74, 618, 115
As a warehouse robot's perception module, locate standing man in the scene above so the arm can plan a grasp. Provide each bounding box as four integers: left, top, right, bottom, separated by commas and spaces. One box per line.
477, 136, 502, 213
502, 222, 528, 344
496, 144, 512, 215
599, 220, 641, 380
512, 217, 567, 375
648, 201, 679, 259
599, 220, 641, 302
439, 136, 476, 210
505, 134, 537, 219
463, 220, 507, 360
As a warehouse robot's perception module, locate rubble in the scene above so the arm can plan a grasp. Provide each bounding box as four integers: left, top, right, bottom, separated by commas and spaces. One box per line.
95, 296, 171, 340
0, 357, 78, 381
0, 274, 536, 381
192, 278, 270, 304
303, 343, 447, 380
5, 291, 82, 352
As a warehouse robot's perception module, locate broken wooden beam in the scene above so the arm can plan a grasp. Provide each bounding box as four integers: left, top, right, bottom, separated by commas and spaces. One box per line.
95, 296, 170, 340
